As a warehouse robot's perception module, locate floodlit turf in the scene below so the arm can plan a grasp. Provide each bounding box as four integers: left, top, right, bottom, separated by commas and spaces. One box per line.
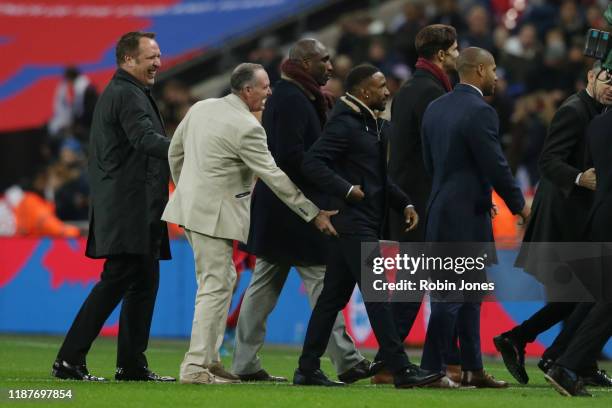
1, 334, 611, 407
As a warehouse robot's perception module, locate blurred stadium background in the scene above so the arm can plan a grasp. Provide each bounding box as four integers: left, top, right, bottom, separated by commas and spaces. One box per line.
1, 0, 611, 360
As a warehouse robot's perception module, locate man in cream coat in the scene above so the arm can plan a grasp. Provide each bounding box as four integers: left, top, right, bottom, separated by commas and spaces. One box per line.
162, 63, 337, 384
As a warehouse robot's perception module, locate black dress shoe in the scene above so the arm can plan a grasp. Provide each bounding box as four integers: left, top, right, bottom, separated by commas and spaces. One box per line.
115, 367, 176, 382
369, 360, 385, 376
238, 369, 287, 382
493, 333, 528, 384
545, 365, 592, 397
293, 368, 345, 386
394, 364, 444, 389
537, 358, 554, 374
581, 369, 612, 387
51, 359, 107, 381
338, 359, 373, 384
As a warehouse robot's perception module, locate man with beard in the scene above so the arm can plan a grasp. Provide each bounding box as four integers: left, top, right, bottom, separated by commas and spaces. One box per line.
294, 64, 442, 388
232, 39, 370, 384
375, 24, 461, 386
494, 61, 612, 387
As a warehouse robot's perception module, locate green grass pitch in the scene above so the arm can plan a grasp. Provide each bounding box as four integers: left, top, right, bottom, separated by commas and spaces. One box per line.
1, 334, 611, 407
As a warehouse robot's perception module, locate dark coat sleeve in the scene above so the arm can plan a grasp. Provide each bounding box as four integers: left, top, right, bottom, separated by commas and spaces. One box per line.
466, 105, 525, 214
386, 177, 412, 212
270, 94, 309, 181
302, 117, 353, 199
538, 102, 585, 197
118, 87, 169, 159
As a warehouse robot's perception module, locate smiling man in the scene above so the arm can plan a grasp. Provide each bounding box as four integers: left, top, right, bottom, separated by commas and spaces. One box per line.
53, 31, 174, 382
161, 62, 339, 385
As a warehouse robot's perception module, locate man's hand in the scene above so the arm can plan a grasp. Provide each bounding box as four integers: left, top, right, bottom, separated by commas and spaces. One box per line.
313, 210, 339, 237
346, 185, 365, 203
578, 168, 596, 191
490, 203, 499, 219
404, 206, 419, 232
518, 204, 531, 226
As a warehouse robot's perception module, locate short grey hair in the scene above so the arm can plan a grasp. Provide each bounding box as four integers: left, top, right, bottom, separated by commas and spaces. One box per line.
230, 63, 264, 93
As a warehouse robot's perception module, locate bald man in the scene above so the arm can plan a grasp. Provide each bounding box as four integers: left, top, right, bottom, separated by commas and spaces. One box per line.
420, 47, 529, 388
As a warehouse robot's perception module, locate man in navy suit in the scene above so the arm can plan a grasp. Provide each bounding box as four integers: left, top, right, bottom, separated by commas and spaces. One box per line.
420, 47, 530, 388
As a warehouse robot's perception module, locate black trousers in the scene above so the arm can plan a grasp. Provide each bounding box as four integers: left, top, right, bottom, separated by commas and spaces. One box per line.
57, 254, 159, 369
298, 234, 410, 374
556, 302, 612, 372
374, 297, 461, 365
509, 302, 577, 344
542, 303, 594, 365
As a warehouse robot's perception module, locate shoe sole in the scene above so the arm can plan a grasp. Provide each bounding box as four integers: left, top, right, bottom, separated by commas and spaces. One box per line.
544, 373, 572, 397
493, 337, 529, 384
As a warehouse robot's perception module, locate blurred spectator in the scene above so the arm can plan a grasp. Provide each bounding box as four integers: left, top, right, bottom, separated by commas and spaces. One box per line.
429, 0, 466, 33
158, 79, 197, 137
0, 167, 80, 238
558, 0, 586, 45
331, 54, 353, 81
392, 0, 427, 69
460, 5, 496, 55
248, 35, 284, 86
50, 138, 89, 221
336, 13, 372, 64
508, 91, 560, 186
501, 23, 542, 93
48, 66, 98, 146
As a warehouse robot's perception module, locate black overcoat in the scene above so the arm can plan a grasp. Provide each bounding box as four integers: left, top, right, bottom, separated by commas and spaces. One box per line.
86, 69, 171, 260
386, 69, 447, 241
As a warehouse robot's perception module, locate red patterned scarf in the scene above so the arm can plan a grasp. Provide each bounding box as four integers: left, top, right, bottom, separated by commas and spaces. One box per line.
280, 59, 334, 127
415, 57, 452, 92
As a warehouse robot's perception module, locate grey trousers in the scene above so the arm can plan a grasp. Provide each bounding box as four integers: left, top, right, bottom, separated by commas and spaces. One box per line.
232, 257, 364, 375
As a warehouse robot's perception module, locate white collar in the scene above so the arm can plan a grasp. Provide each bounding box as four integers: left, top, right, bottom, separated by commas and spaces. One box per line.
461, 82, 484, 97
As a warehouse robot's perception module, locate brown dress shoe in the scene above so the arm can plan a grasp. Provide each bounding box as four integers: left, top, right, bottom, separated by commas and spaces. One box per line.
370, 368, 394, 385
461, 370, 508, 388
446, 365, 462, 383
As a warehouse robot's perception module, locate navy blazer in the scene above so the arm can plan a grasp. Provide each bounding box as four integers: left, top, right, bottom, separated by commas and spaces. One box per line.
302, 95, 412, 237
422, 83, 524, 243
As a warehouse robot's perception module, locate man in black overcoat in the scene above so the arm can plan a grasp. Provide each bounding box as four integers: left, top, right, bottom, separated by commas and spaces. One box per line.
52, 32, 174, 382
545, 105, 612, 397
376, 24, 461, 385
494, 61, 612, 386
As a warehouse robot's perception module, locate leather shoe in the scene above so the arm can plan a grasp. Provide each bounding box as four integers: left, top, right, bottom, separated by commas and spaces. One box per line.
537, 357, 554, 374
115, 367, 176, 382
338, 359, 373, 384
581, 369, 612, 387
493, 333, 528, 384
446, 364, 462, 383
370, 368, 393, 385
238, 369, 287, 382
293, 368, 345, 386
545, 365, 592, 397
394, 364, 443, 389
52, 359, 107, 381
461, 370, 508, 388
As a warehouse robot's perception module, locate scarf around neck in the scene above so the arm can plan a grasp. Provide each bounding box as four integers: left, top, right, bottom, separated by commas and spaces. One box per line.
415, 57, 452, 92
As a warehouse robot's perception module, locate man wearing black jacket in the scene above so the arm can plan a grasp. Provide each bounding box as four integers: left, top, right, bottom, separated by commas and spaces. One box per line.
545, 104, 612, 397
52, 32, 174, 382
494, 61, 612, 386
293, 64, 442, 388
